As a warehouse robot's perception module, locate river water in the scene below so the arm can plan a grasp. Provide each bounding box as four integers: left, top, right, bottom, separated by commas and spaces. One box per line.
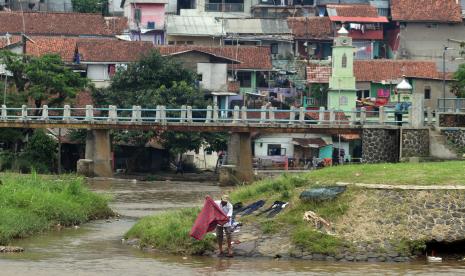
1, 178, 465, 275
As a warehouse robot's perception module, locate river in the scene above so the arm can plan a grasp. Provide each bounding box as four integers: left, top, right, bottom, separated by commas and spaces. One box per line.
1, 178, 465, 275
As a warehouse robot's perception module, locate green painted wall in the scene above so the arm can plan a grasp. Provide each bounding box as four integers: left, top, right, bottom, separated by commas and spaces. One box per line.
319, 145, 333, 159
327, 90, 357, 112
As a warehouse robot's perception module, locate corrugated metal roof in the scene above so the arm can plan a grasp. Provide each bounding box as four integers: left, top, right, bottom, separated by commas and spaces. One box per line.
224, 19, 290, 34
166, 15, 223, 36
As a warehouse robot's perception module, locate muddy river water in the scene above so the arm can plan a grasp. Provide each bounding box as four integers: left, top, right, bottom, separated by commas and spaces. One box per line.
1, 179, 465, 275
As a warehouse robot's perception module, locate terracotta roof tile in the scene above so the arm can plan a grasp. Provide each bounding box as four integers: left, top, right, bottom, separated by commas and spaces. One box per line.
287, 17, 333, 40
307, 60, 448, 83
77, 40, 154, 62
156, 45, 272, 70
391, 0, 462, 23
104, 16, 128, 34
0, 35, 22, 49
327, 4, 379, 18
0, 11, 115, 36
26, 36, 80, 62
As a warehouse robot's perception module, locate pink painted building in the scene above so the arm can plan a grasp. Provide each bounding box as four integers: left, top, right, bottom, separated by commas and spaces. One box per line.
121, 0, 168, 45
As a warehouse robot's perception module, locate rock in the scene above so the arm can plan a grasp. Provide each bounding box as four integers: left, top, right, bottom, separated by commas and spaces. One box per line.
312, 253, 325, 261
367, 257, 378, 262
234, 241, 256, 257
0, 246, 24, 253
335, 254, 345, 260
345, 255, 354, 261
325, 256, 335, 261
394, 256, 407, 262
377, 256, 386, 262
124, 238, 140, 246
355, 255, 368, 261
302, 255, 313, 260
388, 252, 399, 258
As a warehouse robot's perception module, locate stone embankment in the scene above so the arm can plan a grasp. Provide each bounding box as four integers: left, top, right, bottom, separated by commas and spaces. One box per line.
232, 186, 465, 262
0, 246, 24, 253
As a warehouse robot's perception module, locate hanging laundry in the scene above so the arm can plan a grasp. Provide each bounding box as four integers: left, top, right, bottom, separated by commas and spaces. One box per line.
190, 196, 228, 240
349, 23, 361, 30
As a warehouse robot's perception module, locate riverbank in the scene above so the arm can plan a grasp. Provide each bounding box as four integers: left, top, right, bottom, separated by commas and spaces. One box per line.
0, 173, 113, 246
124, 161, 465, 262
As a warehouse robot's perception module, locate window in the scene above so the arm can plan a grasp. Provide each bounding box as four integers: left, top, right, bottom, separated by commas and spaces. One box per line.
168, 41, 175, 45
268, 144, 285, 156
339, 95, 348, 106
341, 53, 347, 68
176, 41, 186, 45
237, 71, 252, 87
270, 43, 278, 55
186, 41, 194, 45
108, 64, 116, 78
424, 86, 431, 99
134, 8, 141, 23
197, 74, 203, 81
356, 90, 370, 100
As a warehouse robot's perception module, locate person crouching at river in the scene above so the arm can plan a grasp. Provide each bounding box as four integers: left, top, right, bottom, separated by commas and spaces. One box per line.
215, 195, 233, 257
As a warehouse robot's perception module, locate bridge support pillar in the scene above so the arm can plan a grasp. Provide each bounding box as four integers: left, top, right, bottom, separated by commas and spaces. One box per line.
79, 129, 113, 177
221, 132, 253, 185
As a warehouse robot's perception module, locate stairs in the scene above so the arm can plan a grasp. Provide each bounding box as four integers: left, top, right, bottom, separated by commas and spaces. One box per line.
429, 129, 458, 160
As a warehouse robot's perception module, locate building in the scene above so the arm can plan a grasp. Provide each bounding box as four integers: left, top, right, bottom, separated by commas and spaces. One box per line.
165, 15, 223, 45
0, 0, 73, 12
389, 0, 465, 72
121, 0, 167, 44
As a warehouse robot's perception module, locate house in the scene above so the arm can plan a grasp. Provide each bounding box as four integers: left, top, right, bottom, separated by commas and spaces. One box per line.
389, 0, 465, 72
307, 59, 456, 110
251, 0, 316, 19
121, 0, 167, 44
325, 4, 388, 59
0, 11, 118, 37
287, 16, 333, 60
23, 37, 153, 87
0, 0, 73, 12
165, 15, 223, 46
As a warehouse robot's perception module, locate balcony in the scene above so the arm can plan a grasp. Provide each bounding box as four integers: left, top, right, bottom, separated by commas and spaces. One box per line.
205, 3, 244, 12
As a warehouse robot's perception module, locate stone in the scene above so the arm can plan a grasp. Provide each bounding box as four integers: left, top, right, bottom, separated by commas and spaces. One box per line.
325, 256, 335, 261
345, 255, 354, 261
234, 241, 256, 257
312, 253, 326, 261
377, 256, 386, 262
355, 255, 368, 261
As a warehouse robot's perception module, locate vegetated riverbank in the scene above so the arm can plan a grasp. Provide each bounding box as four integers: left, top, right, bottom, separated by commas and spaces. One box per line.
0, 173, 113, 246
125, 161, 465, 262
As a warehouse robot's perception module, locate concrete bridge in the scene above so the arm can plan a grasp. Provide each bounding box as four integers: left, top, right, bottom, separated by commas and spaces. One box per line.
0, 102, 442, 182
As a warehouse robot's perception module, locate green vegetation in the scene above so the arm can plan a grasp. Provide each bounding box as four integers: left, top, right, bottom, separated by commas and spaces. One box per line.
126, 161, 465, 256
125, 208, 215, 255
0, 173, 113, 245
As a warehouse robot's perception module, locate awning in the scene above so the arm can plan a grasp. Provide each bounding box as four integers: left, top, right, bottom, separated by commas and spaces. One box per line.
211, 92, 238, 96
339, 134, 361, 141
329, 16, 389, 23
292, 138, 327, 148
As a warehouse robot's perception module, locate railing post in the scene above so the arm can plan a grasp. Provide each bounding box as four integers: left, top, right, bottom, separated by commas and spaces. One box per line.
85, 105, 93, 121
350, 107, 357, 125
21, 105, 27, 120
426, 107, 433, 126
213, 105, 219, 122
329, 108, 335, 125
299, 107, 305, 124
63, 105, 71, 122
318, 106, 325, 124
289, 106, 295, 124
205, 105, 212, 123
131, 105, 141, 122
155, 105, 161, 123
180, 105, 186, 122
435, 110, 440, 128
1, 105, 6, 120
160, 105, 167, 125
260, 105, 266, 124
232, 106, 240, 123
268, 107, 275, 124
187, 106, 193, 123
360, 107, 366, 124
108, 105, 117, 122
378, 106, 385, 125
241, 106, 247, 122
41, 105, 49, 120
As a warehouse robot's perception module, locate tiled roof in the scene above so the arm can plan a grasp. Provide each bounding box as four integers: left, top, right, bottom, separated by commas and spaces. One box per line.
307, 60, 449, 83
0, 35, 22, 49
26, 37, 153, 63
77, 40, 154, 62
156, 45, 272, 70
391, 0, 462, 23
326, 4, 389, 23
327, 4, 379, 18
104, 17, 128, 34
0, 11, 115, 36
287, 17, 333, 40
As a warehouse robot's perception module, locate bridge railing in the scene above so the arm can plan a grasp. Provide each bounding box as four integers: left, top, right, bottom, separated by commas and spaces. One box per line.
0, 104, 426, 127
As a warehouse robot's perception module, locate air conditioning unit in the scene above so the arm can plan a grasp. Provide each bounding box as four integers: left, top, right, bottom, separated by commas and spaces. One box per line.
147, 21, 155, 29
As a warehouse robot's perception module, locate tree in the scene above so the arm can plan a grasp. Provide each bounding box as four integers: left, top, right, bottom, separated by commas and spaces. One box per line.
72, 0, 108, 14
451, 63, 465, 98
0, 52, 89, 112
21, 129, 57, 173
93, 50, 227, 157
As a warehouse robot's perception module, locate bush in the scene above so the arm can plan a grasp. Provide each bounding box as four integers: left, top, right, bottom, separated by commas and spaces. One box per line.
22, 129, 57, 172
0, 173, 113, 244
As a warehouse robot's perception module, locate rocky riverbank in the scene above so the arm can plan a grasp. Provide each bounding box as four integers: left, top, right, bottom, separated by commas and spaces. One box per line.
0, 246, 24, 253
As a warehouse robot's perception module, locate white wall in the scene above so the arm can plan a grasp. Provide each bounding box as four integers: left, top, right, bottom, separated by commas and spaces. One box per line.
87, 64, 109, 81
109, 0, 123, 14
254, 133, 332, 158
185, 146, 219, 169
197, 63, 227, 91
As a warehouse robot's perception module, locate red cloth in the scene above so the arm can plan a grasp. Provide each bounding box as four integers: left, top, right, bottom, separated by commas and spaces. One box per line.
190, 196, 228, 240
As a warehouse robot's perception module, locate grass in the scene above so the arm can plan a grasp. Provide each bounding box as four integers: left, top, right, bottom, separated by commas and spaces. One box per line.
0, 172, 113, 245
125, 161, 465, 256
124, 208, 215, 255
